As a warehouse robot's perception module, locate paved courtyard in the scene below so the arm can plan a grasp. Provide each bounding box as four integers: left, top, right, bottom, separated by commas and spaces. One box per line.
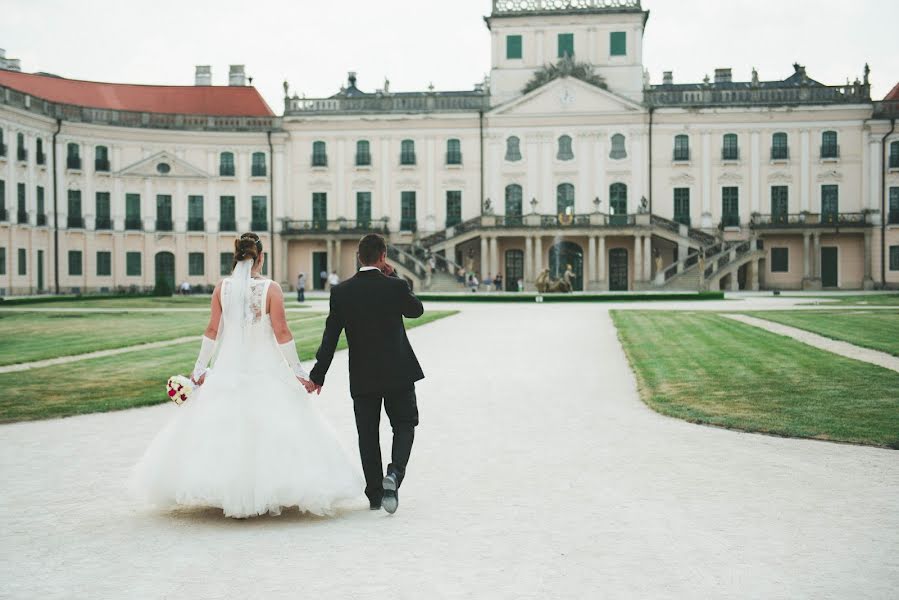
1, 299, 897, 599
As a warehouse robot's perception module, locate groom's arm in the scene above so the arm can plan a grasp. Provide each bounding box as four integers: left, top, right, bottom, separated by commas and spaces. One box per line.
309, 292, 345, 387
396, 278, 424, 319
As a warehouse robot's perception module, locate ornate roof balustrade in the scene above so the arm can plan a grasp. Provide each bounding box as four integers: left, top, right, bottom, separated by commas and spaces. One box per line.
1, 84, 282, 131
284, 92, 489, 115
492, 0, 642, 15
647, 82, 871, 108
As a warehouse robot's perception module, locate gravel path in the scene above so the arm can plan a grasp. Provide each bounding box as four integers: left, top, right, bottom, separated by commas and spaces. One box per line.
1, 303, 896, 599
725, 314, 899, 373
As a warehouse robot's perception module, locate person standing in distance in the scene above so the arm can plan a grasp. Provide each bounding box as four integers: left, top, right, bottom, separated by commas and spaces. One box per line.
306, 234, 424, 514
297, 272, 306, 303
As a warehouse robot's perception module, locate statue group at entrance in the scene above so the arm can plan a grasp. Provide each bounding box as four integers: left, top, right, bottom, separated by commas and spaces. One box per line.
535, 265, 575, 293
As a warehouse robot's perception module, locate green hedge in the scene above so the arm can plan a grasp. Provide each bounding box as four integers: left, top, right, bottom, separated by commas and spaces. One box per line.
0, 292, 157, 306
416, 291, 725, 303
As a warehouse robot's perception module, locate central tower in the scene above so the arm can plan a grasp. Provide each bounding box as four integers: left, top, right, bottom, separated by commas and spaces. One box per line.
485, 0, 649, 105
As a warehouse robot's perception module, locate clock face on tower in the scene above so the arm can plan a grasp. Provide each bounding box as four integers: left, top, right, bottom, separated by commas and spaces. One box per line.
559, 86, 575, 106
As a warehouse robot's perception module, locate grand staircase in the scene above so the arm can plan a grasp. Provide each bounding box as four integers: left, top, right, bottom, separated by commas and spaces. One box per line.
657, 239, 765, 291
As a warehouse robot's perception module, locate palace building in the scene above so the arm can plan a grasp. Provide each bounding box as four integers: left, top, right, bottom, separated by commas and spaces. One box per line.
2, 0, 898, 295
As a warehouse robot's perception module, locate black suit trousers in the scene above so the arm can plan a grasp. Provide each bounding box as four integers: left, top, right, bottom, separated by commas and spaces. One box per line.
352, 386, 419, 502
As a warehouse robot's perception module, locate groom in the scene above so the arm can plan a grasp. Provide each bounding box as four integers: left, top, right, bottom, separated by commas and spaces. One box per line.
307, 233, 424, 514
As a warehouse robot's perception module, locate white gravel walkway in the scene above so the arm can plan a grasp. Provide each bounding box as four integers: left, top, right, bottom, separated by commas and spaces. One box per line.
1, 303, 897, 599
725, 314, 899, 373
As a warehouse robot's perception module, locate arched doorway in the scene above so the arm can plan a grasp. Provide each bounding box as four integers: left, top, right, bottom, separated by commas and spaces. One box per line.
154, 251, 175, 296
504, 249, 523, 291
609, 248, 628, 291
548, 241, 583, 291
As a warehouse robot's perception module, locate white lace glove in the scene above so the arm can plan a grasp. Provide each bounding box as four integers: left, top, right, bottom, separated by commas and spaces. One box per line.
278, 340, 309, 379
192, 336, 216, 381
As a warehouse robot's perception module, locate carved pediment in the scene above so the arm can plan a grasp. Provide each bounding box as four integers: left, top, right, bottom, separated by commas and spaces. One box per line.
490, 77, 645, 117
768, 171, 793, 183
816, 169, 843, 182
118, 151, 208, 179
669, 173, 696, 185
718, 172, 743, 183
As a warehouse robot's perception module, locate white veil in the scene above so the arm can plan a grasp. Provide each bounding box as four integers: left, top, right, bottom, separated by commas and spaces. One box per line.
214, 258, 256, 371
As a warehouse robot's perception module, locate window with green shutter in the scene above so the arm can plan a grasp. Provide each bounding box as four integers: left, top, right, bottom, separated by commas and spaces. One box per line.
67, 190, 83, 228
68, 250, 83, 276
557, 135, 574, 161
96, 251, 111, 276
220, 196, 236, 231
446, 191, 462, 228
446, 139, 462, 165
220, 252, 232, 276
673, 188, 690, 226
17, 183, 26, 223
610, 31, 626, 56
0, 179, 6, 220
771, 132, 789, 160
771, 248, 789, 273
312, 193, 327, 229
558, 33, 574, 58
821, 185, 839, 223
95, 192, 111, 229
506, 35, 523, 59
356, 140, 371, 166
95, 145, 109, 172
400, 140, 416, 165
36, 186, 45, 224
312, 141, 327, 167
771, 186, 788, 223
0, 247, 5, 275
890, 246, 899, 271
356, 192, 371, 227
251, 196, 268, 230
722, 187, 739, 227
400, 191, 417, 231
18, 248, 26, 276
722, 133, 739, 161
126, 252, 141, 276
156, 195, 173, 231
188, 195, 204, 231
125, 193, 141, 230
889, 187, 899, 224
219, 152, 235, 176
505, 136, 522, 162
505, 185, 522, 225
557, 183, 575, 215
189, 252, 204, 276
251, 152, 266, 177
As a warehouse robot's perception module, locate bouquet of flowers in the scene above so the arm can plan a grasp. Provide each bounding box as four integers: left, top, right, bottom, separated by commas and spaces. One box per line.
166, 375, 194, 405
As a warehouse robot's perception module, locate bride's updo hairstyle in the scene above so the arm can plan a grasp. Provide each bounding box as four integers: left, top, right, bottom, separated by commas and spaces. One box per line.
232, 232, 263, 269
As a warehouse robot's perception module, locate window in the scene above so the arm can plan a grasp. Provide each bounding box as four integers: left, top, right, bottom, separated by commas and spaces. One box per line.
125, 193, 141, 230
251, 196, 268, 230
17, 132, 27, 162
722, 134, 739, 161
609, 134, 626, 159
889, 187, 899, 224
505, 184, 523, 225
95, 192, 111, 229
673, 188, 690, 226
68, 250, 83, 276
400, 139, 416, 165
446, 139, 462, 165
220, 252, 232, 276
126, 252, 141, 276
36, 138, 45, 165
771, 186, 788, 223
17, 183, 26, 223
356, 192, 371, 227
0, 129, 5, 157
95, 145, 109, 172
188, 196, 204, 231
0, 179, 5, 220
891, 246, 899, 271
610, 31, 626, 56
557, 183, 575, 215
557, 33, 574, 58
609, 183, 627, 224
96, 251, 111, 276
189, 252, 205, 276
506, 35, 523, 59
821, 185, 839, 223
312, 141, 327, 167
251, 152, 266, 177
156, 195, 173, 231
400, 191, 417, 231
18, 248, 26, 276
219, 196, 236, 231
36, 186, 45, 225
722, 187, 739, 227
889, 141, 899, 169
673, 135, 690, 161
446, 191, 462, 228
557, 135, 574, 161
312, 193, 327, 229
67, 190, 83, 228
505, 136, 522, 162
772, 132, 789, 160
821, 131, 839, 159
0, 247, 5, 275
219, 152, 235, 176
67, 143, 81, 170
356, 140, 371, 166
771, 248, 789, 273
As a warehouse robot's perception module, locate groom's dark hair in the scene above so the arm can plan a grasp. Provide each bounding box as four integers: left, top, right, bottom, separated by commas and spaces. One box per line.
358, 234, 387, 265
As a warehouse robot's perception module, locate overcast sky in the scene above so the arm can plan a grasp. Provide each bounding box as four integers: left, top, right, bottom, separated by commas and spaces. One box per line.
3, 0, 896, 112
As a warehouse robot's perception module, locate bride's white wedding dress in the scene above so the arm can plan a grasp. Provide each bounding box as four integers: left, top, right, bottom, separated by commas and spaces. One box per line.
131, 261, 363, 518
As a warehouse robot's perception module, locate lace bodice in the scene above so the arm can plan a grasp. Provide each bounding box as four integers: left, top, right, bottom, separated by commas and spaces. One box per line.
222, 277, 272, 324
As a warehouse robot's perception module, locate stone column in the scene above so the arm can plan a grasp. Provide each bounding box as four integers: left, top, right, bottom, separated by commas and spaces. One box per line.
643, 235, 652, 281
335, 238, 342, 278
587, 236, 596, 287
869, 135, 883, 212
813, 232, 821, 278
803, 232, 811, 279
701, 131, 712, 227
751, 259, 760, 291
480, 236, 488, 278
750, 130, 761, 214
863, 229, 873, 288
634, 235, 643, 282
730, 269, 740, 291
534, 236, 543, 274
524, 236, 533, 284
598, 235, 606, 284
490, 237, 499, 276
800, 129, 810, 212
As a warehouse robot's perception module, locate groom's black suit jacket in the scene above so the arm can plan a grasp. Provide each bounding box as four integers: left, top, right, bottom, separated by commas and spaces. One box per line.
310, 269, 425, 396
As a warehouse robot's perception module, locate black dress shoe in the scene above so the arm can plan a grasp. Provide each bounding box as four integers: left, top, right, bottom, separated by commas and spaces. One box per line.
369, 499, 382, 510
381, 473, 398, 514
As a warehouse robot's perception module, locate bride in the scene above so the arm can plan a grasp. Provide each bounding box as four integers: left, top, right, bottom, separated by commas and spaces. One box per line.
131, 233, 363, 518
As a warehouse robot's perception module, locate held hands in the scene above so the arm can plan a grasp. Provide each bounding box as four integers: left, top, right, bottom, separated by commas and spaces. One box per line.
191, 371, 207, 386
298, 377, 322, 395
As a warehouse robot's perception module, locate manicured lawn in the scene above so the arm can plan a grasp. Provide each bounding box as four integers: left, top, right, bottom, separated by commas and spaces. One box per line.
612, 310, 899, 448
798, 293, 899, 306
1, 295, 315, 309
744, 310, 899, 356
0, 310, 455, 423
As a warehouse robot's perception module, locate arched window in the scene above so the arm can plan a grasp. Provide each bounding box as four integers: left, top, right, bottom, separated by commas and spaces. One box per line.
821, 130, 839, 158
446, 138, 462, 165
505, 136, 522, 162
557, 135, 574, 160
505, 184, 523, 225
609, 182, 627, 224
557, 183, 575, 216
673, 134, 690, 161
400, 139, 416, 165
609, 134, 626, 159
219, 151, 235, 175
251, 151, 266, 176
890, 140, 899, 168
311, 141, 327, 167
356, 140, 371, 166
66, 142, 81, 170
93, 145, 109, 172
772, 132, 788, 160
722, 133, 739, 160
